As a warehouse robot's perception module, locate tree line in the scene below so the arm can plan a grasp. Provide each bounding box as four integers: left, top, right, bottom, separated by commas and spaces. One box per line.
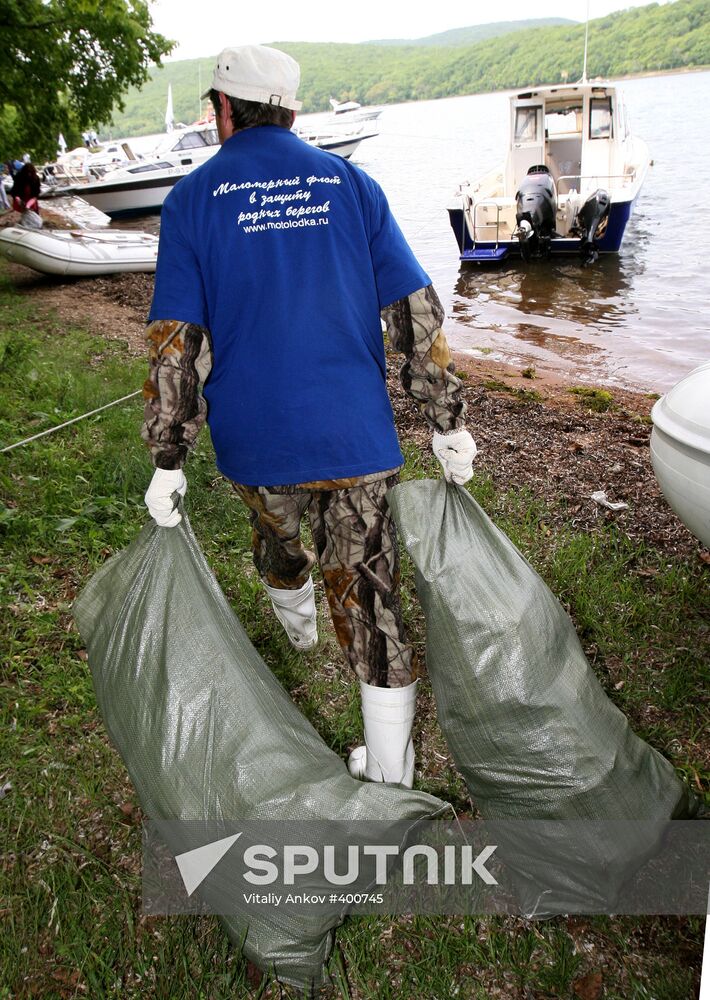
1, 0, 707, 158
107, 0, 709, 140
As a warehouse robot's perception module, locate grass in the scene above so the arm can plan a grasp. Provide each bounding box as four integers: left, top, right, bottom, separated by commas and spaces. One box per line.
482, 379, 544, 404
0, 263, 707, 999
568, 386, 616, 413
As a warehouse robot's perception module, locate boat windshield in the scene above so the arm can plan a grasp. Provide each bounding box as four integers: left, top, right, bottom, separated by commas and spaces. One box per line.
128, 161, 175, 173
171, 128, 219, 151
173, 132, 209, 150
545, 103, 583, 136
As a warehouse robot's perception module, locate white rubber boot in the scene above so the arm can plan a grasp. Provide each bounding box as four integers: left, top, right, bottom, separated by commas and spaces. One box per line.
347, 679, 418, 787
263, 577, 318, 651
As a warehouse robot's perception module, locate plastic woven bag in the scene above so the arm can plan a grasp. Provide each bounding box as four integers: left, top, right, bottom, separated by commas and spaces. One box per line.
73, 508, 445, 990
19, 208, 42, 229
388, 481, 698, 909
387, 480, 697, 917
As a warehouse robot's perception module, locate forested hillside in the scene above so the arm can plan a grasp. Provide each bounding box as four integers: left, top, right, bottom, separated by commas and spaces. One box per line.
364, 18, 572, 46
104, 0, 709, 138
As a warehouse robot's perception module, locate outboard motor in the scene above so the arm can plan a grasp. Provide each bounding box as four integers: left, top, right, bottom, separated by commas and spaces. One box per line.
574, 188, 610, 266
515, 165, 557, 260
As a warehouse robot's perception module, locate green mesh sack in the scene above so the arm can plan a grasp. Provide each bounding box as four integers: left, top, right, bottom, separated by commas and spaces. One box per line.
73, 508, 445, 991
388, 480, 698, 913
388, 480, 697, 823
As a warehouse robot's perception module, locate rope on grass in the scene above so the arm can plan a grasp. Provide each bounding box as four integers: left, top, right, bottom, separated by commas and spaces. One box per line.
0, 390, 142, 454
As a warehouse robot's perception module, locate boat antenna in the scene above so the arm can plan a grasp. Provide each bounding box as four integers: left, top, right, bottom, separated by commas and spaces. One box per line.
580, 0, 590, 82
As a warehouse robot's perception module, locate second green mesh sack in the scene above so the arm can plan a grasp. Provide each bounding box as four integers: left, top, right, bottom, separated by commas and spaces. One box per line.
388, 480, 698, 912
388, 480, 697, 823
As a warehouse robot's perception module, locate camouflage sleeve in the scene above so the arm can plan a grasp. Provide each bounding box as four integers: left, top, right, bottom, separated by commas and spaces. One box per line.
141, 319, 212, 470
381, 284, 466, 433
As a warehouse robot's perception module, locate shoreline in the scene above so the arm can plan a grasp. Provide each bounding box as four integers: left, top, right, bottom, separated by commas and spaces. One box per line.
384, 62, 710, 113
449, 347, 659, 411
5, 262, 704, 566
3, 260, 661, 413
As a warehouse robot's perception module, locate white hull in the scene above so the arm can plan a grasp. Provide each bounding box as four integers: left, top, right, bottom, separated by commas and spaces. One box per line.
0, 227, 159, 276
315, 135, 367, 158
56, 125, 376, 216
651, 363, 710, 548
74, 163, 197, 216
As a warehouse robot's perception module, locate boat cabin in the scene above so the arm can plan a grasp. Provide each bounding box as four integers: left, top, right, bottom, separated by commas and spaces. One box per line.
151, 123, 220, 163
505, 83, 629, 198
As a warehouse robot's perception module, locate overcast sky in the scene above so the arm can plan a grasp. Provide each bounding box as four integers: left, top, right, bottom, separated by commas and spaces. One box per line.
150, 0, 669, 60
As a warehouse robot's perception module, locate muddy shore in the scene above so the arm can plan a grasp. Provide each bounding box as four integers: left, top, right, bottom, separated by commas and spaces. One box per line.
4, 263, 708, 566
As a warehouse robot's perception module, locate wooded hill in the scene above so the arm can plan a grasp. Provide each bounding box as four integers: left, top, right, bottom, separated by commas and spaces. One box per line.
104, 0, 709, 138
363, 18, 573, 46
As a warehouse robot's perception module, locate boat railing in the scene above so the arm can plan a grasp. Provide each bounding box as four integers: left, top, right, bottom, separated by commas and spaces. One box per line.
557, 170, 636, 194
469, 198, 506, 247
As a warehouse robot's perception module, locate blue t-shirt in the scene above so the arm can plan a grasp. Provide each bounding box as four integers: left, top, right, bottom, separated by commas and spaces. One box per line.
149, 125, 430, 485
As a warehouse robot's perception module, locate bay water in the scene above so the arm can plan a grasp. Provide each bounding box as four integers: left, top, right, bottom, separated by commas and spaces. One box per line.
126, 70, 710, 391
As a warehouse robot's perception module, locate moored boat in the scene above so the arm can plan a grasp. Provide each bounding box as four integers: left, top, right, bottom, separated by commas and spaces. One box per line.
329, 98, 383, 123
51, 117, 379, 218
0, 227, 159, 276
292, 120, 379, 160
448, 80, 650, 264
43, 122, 221, 217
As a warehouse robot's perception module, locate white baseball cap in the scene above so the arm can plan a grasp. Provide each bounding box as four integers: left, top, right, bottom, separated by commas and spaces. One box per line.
201, 44, 302, 111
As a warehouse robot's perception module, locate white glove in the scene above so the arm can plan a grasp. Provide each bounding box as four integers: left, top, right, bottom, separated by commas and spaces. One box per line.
432, 429, 477, 485
144, 468, 187, 527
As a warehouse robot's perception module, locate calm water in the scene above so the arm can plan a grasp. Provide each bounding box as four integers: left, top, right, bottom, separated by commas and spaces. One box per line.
127, 71, 710, 391
356, 70, 710, 391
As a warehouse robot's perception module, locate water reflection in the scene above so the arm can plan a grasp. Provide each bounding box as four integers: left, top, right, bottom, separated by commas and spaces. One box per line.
454, 254, 639, 334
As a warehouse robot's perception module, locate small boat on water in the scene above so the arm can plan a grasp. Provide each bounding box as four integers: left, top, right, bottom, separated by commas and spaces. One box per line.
50, 116, 379, 218
43, 122, 220, 217
448, 80, 650, 264
329, 98, 384, 123
292, 119, 379, 161
0, 227, 159, 276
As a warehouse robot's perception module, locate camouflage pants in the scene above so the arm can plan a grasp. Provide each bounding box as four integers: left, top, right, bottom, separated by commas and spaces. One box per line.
231, 475, 418, 688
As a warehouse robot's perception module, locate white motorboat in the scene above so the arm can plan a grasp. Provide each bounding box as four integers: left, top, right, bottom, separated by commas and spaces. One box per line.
448, 80, 650, 263
0, 227, 159, 276
47, 122, 221, 217
53, 116, 378, 217
54, 158, 203, 217
329, 98, 384, 123
293, 119, 379, 160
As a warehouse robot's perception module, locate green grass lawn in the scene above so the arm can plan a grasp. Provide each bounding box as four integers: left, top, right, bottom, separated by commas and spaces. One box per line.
0, 264, 707, 999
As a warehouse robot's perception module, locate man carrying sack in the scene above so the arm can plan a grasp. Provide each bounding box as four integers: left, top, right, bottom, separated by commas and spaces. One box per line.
142, 44, 477, 788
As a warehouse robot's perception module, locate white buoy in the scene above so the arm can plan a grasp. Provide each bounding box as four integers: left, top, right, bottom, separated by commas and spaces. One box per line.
651, 363, 710, 547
